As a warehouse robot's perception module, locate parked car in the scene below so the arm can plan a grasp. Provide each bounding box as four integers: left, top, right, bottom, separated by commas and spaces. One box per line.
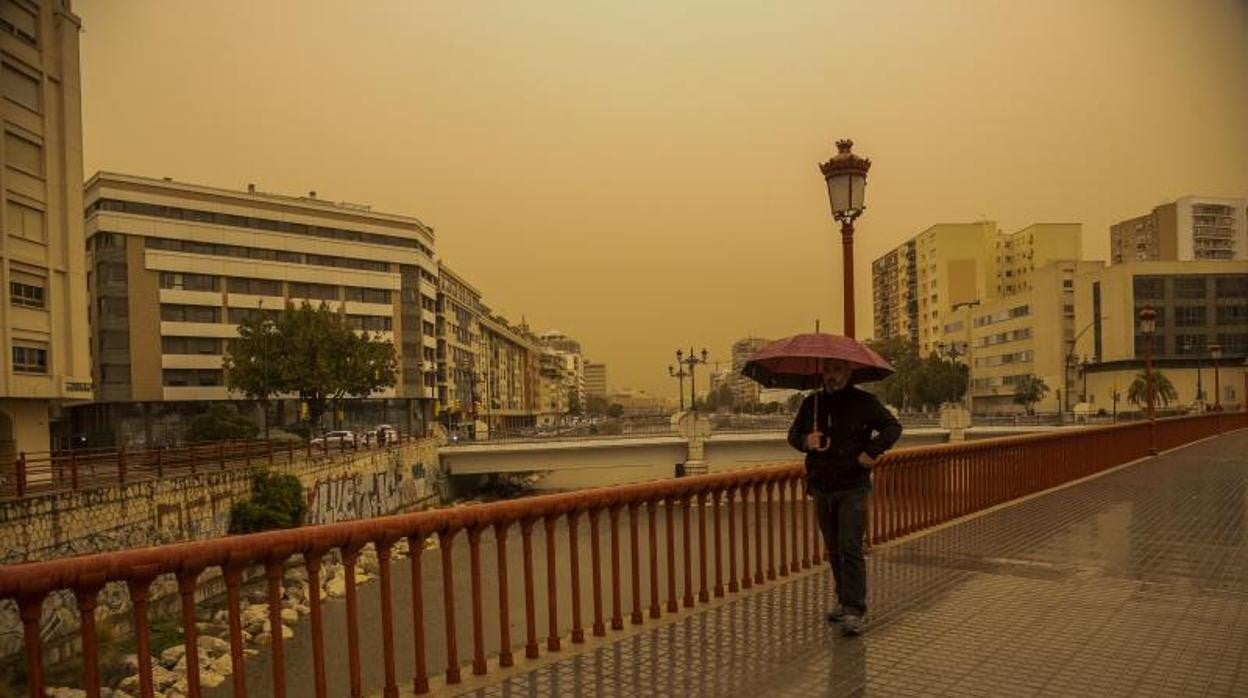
374, 424, 398, 445
311, 430, 357, 448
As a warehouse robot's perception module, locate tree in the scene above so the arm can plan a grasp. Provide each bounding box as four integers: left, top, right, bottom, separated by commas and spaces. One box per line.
865, 337, 920, 411
228, 470, 307, 534
1012, 376, 1050, 415
223, 310, 281, 436
586, 395, 610, 416
913, 352, 968, 409
606, 403, 625, 418
567, 387, 583, 416
1128, 371, 1178, 409
186, 403, 259, 443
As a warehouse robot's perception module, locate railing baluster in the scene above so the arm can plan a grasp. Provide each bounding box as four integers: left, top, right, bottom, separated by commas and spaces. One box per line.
344, 547, 365, 696
19, 595, 45, 698
521, 519, 540, 656
681, 495, 694, 607
75, 586, 102, 698
665, 497, 678, 613
740, 485, 751, 590
128, 578, 155, 698
777, 480, 788, 577
544, 514, 562, 651
609, 505, 625, 630
407, 538, 430, 694
176, 571, 201, 698
713, 488, 725, 598
467, 528, 487, 675
754, 482, 765, 585
306, 553, 329, 698
264, 559, 289, 698
628, 503, 643, 625
648, 500, 661, 618
494, 523, 514, 667
377, 540, 400, 697
588, 508, 606, 636
696, 492, 709, 603
438, 531, 461, 683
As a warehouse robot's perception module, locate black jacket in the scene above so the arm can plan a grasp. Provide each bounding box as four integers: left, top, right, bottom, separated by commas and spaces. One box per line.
786, 387, 902, 492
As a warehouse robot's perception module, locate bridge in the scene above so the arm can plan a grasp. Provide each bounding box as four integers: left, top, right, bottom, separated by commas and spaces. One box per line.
0, 412, 1244, 697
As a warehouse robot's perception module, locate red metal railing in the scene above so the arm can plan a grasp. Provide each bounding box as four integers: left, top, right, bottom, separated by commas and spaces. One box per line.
1, 432, 418, 500
0, 413, 1242, 697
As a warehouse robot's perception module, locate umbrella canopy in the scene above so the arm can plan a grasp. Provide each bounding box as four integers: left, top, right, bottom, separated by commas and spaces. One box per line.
741, 333, 893, 390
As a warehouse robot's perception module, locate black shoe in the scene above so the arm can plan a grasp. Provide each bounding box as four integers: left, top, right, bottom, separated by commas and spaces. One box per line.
825, 604, 846, 623
841, 614, 865, 636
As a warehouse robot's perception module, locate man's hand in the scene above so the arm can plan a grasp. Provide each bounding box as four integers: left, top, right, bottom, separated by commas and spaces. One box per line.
804, 432, 825, 451
857, 452, 877, 468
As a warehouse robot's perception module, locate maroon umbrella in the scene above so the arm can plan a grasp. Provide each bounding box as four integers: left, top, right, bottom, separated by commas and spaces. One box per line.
741, 332, 893, 390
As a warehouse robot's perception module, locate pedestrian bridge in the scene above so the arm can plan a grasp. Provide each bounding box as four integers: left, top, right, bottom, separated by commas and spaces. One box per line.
2, 413, 1244, 697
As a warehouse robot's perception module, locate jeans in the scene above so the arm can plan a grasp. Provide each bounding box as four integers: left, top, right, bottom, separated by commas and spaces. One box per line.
813, 487, 869, 615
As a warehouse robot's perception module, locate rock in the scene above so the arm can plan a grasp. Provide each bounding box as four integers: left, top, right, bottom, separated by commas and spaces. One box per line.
159, 645, 186, 669
246, 590, 267, 605
241, 605, 269, 634
212, 610, 228, 625
121, 654, 140, 673
285, 567, 308, 583
197, 635, 230, 659
198, 669, 226, 689
208, 654, 233, 676
295, 603, 310, 616
323, 576, 346, 599
44, 687, 87, 698
281, 624, 294, 640
117, 675, 139, 694
152, 665, 180, 691
280, 607, 298, 625
253, 632, 271, 645
244, 648, 259, 657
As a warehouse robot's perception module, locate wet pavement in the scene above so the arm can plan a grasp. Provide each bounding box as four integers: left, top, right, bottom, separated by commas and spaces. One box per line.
452, 429, 1248, 697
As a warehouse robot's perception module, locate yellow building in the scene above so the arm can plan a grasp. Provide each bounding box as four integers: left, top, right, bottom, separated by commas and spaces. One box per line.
83, 173, 439, 440
942, 261, 1100, 415
584, 361, 607, 399
1, 0, 92, 455
1072, 260, 1248, 413
1109, 196, 1247, 265
873, 221, 1081, 355
436, 263, 484, 425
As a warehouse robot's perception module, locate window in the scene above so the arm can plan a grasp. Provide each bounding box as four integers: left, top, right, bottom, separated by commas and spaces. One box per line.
100, 364, 130, 384
98, 330, 129, 351
1217, 333, 1248, 356
345, 287, 392, 304
1215, 276, 1248, 298
98, 297, 129, 320
160, 304, 221, 323
5, 198, 44, 241
289, 282, 339, 300
1216, 305, 1247, 326
1133, 276, 1165, 300
1174, 306, 1207, 327
226, 277, 282, 296
2, 62, 39, 112
160, 272, 219, 292
1173, 277, 1207, 299
12, 341, 47, 373
162, 337, 222, 355
0, 0, 37, 45
4, 131, 42, 176
10, 277, 43, 308
226, 307, 280, 324
1134, 334, 1165, 357
346, 315, 393, 332
1175, 334, 1206, 354
162, 369, 224, 387
422, 321, 436, 336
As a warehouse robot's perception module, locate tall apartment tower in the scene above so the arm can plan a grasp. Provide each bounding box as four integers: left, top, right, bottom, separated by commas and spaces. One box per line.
83, 173, 439, 442
728, 336, 769, 407
584, 361, 607, 399
1109, 196, 1247, 264
871, 221, 1081, 355
1, 0, 92, 456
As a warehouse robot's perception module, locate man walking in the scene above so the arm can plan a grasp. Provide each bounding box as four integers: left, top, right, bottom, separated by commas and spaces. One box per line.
787, 359, 901, 636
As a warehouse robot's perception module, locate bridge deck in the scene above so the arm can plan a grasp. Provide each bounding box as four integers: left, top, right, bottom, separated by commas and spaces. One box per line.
450, 429, 1248, 697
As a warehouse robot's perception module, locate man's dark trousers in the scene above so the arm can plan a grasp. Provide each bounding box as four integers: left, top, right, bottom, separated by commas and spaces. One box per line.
813, 487, 869, 615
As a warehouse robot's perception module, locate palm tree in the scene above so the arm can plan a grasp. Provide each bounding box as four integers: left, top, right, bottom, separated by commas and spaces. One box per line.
1127, 370, 1178, 409
1012, 376, 1050, 415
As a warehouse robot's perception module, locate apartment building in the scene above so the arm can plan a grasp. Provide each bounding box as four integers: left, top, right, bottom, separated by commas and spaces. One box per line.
872, 221, 1081, 355
479, 312, 541, 430
82, 173, 439, 440
435, 263, 484, 426
1072, 260, 1248, 411
728, 336, 769, 408
1109, 196, 1247, 265
942, 261, 1101, 414
1, 0, 91, 455
584, 361, 607, 399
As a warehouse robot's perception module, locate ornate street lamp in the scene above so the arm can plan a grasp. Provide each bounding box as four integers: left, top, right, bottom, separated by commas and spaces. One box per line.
1139, 307, 1158, 455
675, 348, 710, 414
1210, 343, 1223, 411
819, 140, 871, 339
668, 363, 688, 412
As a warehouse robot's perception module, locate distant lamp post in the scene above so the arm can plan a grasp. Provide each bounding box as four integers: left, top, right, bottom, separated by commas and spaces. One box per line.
819, 139, 871, 339
1079, 355, 1091, 403
1139, 306, 1158, 455
936, 341, 969, 411
1184, 339, 1205, 403
1242, 357, 1248, 413
668, 363, 689, 412
674, 348, 710, 414
1210, 343, 1223, 411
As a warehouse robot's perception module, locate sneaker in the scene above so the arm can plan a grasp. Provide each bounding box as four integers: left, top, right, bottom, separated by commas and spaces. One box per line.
825, 604, 846, 624
841, 614, 866, 636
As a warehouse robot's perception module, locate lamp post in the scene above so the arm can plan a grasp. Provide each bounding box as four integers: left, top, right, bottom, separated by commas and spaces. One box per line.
1243, 357, 1248, 413
1140, 306, 1158, 455
674, 348, 710, 414
1210, 343, 1223, 412
1079, 355, 1091, 403
819, 140, 871, 339
668, 364, 688, 412
1184, 339, 1205, 404
936, 341, 969, 411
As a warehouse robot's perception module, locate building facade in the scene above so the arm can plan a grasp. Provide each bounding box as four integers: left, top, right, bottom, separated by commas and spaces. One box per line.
82, 173, 439, 441
584, 361, 606, 399
1, 0, 91, 455
728, 337, 769, 408
872, 221, 1081, 355
435, 263, 484, 428
1109, 196, 1247, 265
1073, 260, 1248, 412
478, 312, 540, 431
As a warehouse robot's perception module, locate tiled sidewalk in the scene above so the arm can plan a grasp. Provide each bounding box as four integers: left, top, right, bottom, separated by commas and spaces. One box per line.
456, 429, 1248, 697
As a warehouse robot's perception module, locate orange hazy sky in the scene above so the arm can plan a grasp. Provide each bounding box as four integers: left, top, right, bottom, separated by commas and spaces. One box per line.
77, 0, 1248, 397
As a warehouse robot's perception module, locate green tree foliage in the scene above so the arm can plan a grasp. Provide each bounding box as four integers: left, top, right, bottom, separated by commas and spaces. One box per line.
228, 470, 307, 534
186, 403, 260, 443
1012, 376, 1050, 415
863, 338, 966, 411
1127, 371, 1178, 408
225, 301, 398, 429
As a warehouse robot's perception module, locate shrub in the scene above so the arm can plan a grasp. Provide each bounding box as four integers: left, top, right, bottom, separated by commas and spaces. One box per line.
186, 404, 259, 443
228, 470, 307, 534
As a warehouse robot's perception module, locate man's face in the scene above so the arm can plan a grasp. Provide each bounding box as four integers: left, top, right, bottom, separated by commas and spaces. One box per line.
821, 361, 853, 392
